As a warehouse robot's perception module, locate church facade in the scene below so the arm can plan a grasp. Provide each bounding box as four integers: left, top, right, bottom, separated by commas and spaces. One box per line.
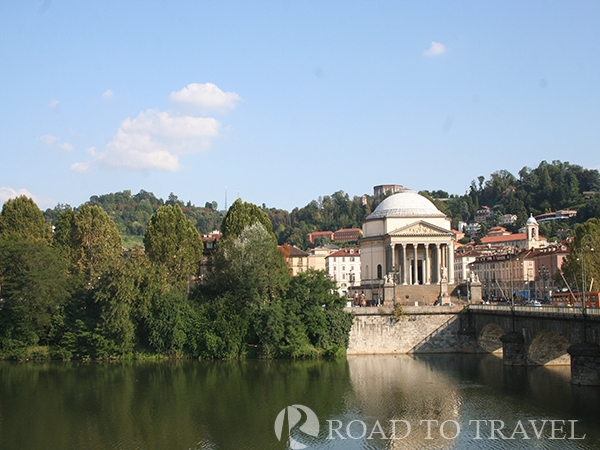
359, 189, 456, 304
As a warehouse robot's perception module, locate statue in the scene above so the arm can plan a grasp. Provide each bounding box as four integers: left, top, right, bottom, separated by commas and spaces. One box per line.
441, 266, 447, 281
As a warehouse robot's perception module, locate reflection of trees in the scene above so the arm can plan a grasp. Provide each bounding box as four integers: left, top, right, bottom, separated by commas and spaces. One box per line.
0, 360, 352, 450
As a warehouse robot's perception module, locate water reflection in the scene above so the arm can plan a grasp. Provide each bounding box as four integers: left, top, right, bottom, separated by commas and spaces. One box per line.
0, 356, 599, 449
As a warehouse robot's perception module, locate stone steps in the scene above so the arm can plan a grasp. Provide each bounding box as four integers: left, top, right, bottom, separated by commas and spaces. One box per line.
395, 284, 446, 305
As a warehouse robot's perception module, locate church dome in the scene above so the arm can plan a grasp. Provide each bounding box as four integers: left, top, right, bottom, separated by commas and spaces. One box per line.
366, 189, 445, 220
526, 214, 538, 225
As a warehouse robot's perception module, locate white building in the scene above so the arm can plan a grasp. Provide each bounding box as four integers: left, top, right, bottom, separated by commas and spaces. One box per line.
360, 189, 456, 304
325, 248, 361, 296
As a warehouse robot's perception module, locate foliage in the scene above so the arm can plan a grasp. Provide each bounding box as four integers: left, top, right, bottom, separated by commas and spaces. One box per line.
195, 223, 352, 359
144, 204, 204, 289
439, 160, 600, 239
1, 194, 353, 360
0, 196, 51, 241
0, 238, 70, 349
393, 303, 406, 321
274, 191, 368, 248
205, 222, 290, 307
45, 189, 223, 248
54, 204, 123, 287
560, 219, 600, 292
221, 198, 274, 239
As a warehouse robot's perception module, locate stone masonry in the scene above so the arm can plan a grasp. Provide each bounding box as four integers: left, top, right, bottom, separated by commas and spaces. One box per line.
347, 306, 466, 354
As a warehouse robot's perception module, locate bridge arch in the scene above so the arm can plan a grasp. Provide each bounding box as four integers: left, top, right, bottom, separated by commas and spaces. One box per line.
478, 323, 505, 354
527, 329, 571, 365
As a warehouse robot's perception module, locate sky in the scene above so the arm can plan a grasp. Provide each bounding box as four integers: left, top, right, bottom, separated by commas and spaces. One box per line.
1, 1, 599, 211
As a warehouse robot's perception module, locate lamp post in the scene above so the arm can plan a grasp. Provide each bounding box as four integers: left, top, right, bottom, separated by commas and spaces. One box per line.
538, 265, 549, 302
510, 254, 517, 331
580, 234, 594, 342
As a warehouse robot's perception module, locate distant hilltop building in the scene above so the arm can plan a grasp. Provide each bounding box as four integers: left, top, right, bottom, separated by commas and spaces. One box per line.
373, 184, 404, 200
534, 210, 577, 223
306, 227, 362, 244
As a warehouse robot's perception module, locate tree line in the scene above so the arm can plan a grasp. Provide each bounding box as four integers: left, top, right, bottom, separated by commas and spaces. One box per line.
0, 197, 352, 360
40, 160, 600, 252
425, 160, 600, 237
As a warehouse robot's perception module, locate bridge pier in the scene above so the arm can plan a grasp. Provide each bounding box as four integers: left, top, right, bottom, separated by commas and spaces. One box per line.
500, 332, 526, 365
568, 342, 600, 386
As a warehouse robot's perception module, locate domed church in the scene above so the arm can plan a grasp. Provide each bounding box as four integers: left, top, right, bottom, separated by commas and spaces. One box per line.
359, 188, 456, 304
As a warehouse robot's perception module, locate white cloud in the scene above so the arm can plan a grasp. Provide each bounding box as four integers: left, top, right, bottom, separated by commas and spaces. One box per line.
170, 83, 240, 112
423, 41, 446, 57
40, 134, 73, 152
0, 187, 35, 203
48, 99, 59, 108
70, 162, 91, 173
0, 188, 54, 208
75, 109, 221, 172
103, 89, 114, 99
40, 134, 59, 146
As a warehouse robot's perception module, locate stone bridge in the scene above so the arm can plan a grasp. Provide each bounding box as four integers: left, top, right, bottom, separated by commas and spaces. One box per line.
347, 304, 600, 385
466, 304, 600, 385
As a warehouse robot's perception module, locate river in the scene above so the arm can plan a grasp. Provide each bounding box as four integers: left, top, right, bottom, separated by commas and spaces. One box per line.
1, 354, 599, 449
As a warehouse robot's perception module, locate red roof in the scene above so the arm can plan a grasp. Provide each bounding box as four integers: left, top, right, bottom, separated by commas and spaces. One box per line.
278, 244, 309, 258
481, 233, 526, 244
326, 248, 360, 258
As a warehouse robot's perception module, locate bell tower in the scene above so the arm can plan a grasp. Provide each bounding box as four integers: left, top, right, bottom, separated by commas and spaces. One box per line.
525, 215, 540, 249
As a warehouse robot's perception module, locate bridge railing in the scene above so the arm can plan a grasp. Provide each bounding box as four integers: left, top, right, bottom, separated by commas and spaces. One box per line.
469, 304, 600, 316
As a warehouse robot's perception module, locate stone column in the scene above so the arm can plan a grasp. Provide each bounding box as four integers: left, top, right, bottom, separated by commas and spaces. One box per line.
413, 243, 419, 285
402, 243, 407, 285
448, 242, 455, 284
424, 243, 430, 285
387, 243, 394, 276
568, 343, 600, 386
500, 332, 527, 365
435, 244, 441, 284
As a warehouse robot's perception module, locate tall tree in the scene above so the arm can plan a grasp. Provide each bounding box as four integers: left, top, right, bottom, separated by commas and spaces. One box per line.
54, 204, 122, 286
207, 222, 290, 307
0, 196, 50, 241
144, 204, 204, 288
0, 238, 69, 347
221, 199, 273, 239
560, 219, 600, 292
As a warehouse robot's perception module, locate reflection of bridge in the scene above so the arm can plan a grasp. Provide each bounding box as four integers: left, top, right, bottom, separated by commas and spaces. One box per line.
466, 304, 600, 385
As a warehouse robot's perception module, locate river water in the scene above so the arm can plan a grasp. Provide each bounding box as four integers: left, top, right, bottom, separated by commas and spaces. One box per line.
1, 354, 599, 449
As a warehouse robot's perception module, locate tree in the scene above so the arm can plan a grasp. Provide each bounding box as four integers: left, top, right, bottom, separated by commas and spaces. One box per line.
0, 238, 69, 348
0, 196, 50, 241
54, 204, 122, 286
206, 222, 290, 307
221, 199, 274, 239
144, 204, 204, 288
560, 219, 600, 292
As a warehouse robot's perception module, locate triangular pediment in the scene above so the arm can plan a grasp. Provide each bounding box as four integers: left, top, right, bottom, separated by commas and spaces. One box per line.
388, 221, 454, 237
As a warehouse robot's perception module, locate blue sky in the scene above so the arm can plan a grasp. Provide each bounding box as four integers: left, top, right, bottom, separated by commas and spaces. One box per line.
1, 1, 599, 211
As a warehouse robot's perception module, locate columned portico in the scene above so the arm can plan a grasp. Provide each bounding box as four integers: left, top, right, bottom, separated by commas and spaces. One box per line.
386, 241, 454, 286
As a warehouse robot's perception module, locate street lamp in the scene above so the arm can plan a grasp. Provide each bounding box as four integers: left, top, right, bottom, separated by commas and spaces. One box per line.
538, 265, 549, 302
578, 234, 594, 342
